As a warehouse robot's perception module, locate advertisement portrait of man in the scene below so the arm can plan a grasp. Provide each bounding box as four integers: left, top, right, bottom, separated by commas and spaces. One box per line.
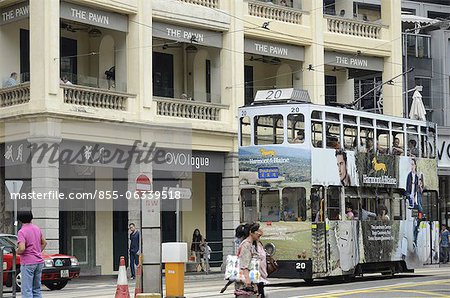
336, 149, 351, 186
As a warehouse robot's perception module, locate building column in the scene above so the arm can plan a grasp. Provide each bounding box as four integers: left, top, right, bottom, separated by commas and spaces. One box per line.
303, 0, 325, 105
336, 70, 354, 104
128, 0, 153, 110
127, 149, 161, 294
221, 0, 244, 127
222, 152, 240, 258
29, 0, 60, 106
381, 0, 403, 117
28, 119, 62, 254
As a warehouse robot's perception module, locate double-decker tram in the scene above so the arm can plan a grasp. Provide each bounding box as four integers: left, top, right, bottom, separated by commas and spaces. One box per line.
238, 89, 440, 282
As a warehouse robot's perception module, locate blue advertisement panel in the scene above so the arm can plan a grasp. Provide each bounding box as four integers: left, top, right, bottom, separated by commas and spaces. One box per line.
239, 146, 310, 186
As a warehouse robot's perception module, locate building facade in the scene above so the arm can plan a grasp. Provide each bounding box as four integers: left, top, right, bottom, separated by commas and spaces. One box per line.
0, 0, 403, 292
400, 0, 450, 228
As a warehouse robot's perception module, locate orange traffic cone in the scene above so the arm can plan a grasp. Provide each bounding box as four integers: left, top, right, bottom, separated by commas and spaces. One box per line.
115, 256, 130, 298
134, 255, 143, 298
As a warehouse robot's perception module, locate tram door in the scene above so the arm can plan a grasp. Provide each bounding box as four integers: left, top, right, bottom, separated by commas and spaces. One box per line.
311, 187, 328, 273
421, 191, 440, 264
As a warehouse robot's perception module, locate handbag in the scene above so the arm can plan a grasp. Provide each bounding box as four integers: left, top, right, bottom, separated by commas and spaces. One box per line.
266, 254, 278, 276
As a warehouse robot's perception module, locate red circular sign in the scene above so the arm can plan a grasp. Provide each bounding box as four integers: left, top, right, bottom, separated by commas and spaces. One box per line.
136, 174, 151, 191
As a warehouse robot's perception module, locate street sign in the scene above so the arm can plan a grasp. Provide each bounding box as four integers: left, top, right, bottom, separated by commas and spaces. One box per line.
5, 180, 23, 235
169, 187, 192, 200
136, 174, 151, 191
5, 180, 23, 195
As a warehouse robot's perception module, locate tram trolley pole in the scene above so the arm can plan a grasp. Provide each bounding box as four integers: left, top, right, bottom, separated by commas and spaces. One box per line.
1, 245, 17, 298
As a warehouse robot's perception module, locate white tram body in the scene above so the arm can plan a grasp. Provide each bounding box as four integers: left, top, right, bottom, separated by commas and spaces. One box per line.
238, 89, 440, 280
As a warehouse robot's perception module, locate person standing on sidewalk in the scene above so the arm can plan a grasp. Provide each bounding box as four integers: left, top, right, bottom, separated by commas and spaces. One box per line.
17, 209, 47, 298
129, 223, 140, 279
440, 224, 449, 264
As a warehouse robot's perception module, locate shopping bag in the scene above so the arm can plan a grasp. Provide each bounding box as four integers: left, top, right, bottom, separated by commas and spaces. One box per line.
224, 255, 240, 281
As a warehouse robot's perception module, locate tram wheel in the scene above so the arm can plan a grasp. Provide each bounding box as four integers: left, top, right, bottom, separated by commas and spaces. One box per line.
303, 278, 314, 285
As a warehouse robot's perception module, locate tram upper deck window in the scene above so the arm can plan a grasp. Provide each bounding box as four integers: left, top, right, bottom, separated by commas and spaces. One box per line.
391, 132, 405, 156
420, 127, 429, 158
327, 186, 341, 220
326, 123, 341, 149
312, 121, 323, 148
288, 114, 305, 144
260, 189, 280, 222
281, 187, 307, 221
360, 117, 373, 127
241, 188, 257, 223
377, 129, 389, 155
240, 116, 251, 146
428, 127, 436, 159
312, 110, 322, 120
344, 125, 357, 150
359, 127, 374, 153
254, 115, 284, 145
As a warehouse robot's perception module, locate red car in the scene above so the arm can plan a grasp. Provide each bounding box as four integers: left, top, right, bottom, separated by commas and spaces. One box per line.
1, 234, 80, 291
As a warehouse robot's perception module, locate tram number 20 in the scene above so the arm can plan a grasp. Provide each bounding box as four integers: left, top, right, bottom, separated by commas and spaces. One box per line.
295, 262, 306, 271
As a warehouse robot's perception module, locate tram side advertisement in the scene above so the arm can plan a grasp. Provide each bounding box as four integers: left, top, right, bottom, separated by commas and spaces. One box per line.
239, 146, 313, 266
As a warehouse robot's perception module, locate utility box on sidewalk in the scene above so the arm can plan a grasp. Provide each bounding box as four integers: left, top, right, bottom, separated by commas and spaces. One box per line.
162, 242, 187, 298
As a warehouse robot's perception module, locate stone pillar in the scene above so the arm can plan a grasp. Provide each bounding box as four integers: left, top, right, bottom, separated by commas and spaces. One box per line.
128, 0, 153, 110
381, 0, 403, 117
221, 0, 245, 128
222, 153, 240, 258
28, 119, 62, 254
303, 0, 325, 104
336, 70, 354, 104
29, 0, 60, 105
127, 148, 161, 294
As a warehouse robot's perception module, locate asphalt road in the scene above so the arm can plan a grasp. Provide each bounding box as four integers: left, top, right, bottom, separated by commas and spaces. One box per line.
3, 266, 449, 297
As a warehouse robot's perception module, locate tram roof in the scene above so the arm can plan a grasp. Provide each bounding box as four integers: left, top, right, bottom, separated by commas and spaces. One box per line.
240, 90, 435, 128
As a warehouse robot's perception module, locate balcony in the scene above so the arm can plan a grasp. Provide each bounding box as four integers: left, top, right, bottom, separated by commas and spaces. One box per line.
325, 15, 382, 39
62, 84, 134, 111
248, 1, 302, 24
0, 83, 30, 107
178, 0, 218, 8
154, 97, 227, 121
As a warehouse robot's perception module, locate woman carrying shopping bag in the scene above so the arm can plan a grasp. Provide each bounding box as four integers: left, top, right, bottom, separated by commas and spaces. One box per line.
235, 223, 263, 298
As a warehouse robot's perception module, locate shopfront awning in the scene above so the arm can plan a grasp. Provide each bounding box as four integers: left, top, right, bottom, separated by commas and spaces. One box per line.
401, 14, 439, 25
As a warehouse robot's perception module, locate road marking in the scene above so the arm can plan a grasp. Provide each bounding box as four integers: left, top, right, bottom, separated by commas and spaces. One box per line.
297, 278, 450, 298
379, 289, 449, 297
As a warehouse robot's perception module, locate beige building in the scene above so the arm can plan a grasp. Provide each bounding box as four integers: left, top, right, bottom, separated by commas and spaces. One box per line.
0, 0, 403, 292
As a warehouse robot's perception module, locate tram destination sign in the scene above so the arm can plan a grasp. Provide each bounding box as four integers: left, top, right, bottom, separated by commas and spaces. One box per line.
258, 167, 279, 179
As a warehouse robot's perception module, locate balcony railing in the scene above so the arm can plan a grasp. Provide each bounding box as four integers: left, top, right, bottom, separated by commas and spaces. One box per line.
325, 16, 382, 39
62, 84, 133, 111
155, 97, 227, 121
0, 83, 30, 107
248, 1, 302, 24
178, 0, 218, 8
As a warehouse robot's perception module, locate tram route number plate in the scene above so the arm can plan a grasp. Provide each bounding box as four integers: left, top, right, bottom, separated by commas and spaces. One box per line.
295, 262, 307, 272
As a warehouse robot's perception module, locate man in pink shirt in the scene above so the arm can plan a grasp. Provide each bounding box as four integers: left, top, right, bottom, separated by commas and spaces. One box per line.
17, 209, 47, 298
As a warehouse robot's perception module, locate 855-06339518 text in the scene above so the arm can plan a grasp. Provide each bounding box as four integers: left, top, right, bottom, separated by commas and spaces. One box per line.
9, 190, 182, 201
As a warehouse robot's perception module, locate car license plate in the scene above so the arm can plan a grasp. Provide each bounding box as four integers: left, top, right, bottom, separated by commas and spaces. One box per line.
61, 270, 69, 278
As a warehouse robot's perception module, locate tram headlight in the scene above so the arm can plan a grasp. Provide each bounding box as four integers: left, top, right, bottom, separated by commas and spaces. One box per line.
264, 242, 276, 256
